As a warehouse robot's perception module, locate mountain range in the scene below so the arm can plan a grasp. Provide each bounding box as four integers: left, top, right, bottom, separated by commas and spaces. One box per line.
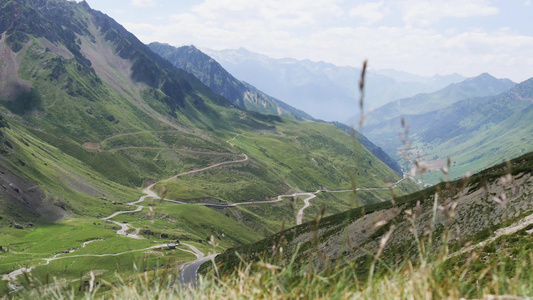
204, 47, 466, 122
360, 75, 532, 184
148, 42, 402, 174
148, 42, 315, 121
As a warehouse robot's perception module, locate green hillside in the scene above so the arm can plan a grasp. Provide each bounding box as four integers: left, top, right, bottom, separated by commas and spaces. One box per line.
363, 77, 532, 185
0, 0, 416, 295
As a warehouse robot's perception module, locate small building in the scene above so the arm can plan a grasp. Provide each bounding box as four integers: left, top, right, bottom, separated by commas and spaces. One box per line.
167, 243, 176, 249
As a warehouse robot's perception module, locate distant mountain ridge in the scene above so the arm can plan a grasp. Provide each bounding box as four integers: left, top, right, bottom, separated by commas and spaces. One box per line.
204, 47, 465, 122
362, 76, 532, 183
353, 73, 516, 126
148, 43, 315, 121
375, 69, 464, 84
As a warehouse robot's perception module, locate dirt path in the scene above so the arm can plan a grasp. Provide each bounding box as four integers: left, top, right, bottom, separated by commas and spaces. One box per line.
164, 153, 248, 182
2, 239, 104, 293
449, 209, 533, 259
226, 134, 240, 144
2, 133, 411, 290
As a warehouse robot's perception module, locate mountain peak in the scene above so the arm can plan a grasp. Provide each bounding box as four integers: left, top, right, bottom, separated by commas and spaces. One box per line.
473, 72, 496, 80
461, 73, 515, 88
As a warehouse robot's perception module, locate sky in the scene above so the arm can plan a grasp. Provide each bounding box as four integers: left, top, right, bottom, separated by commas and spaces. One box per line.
81, 0, 533, 82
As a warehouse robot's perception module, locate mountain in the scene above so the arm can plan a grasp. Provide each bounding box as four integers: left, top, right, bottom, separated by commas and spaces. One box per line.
352, 73, 516, 126
203, 48, 465, 122
375, 69, 465, 85
148, 42, 315, 121
149, 42, 402, 174
362, 77, 533, 184
0, 0, 416, 294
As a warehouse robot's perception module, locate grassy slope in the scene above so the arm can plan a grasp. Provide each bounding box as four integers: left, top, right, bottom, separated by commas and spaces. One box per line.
155, 120, 416, 235
419, 104, 533, 183
0, 0, 416, 296
366, 79, 533, 185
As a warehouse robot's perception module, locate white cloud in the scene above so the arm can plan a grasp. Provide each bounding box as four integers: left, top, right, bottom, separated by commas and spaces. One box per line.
190, 0, 344, 29
131, 0, 156, 7
400, 0, 499, 27
349, 2, 387, 25
525, 0, 532, 6
119, 0, 532, 82
302, 26, 533, 81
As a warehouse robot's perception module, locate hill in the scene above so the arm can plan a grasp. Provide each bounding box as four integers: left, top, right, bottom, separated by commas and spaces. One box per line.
216, 151, 533, 276
148, 42, 402, 174
0, 0, 416, 295
10, 152, 533, 299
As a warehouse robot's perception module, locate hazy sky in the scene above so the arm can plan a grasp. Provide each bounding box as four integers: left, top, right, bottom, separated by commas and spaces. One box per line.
82, 0, 533, 82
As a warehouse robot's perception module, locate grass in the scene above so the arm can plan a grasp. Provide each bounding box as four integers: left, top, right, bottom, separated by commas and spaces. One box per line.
116, 201, 262, 248
0, 98, 418, 298
10, 197, 533, 299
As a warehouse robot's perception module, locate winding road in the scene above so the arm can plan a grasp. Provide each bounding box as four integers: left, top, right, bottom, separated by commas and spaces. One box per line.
178, 254, 217, 289
2, 133, 411, 290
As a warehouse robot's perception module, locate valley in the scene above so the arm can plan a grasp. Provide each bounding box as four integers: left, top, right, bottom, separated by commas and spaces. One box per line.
0, 0, 532, 299
0, 131, 411, 292
0, 2, 416, 295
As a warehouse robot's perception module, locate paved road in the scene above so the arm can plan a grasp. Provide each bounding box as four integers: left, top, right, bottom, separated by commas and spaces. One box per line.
178, 254, 218, 289
181, 243, 204, 258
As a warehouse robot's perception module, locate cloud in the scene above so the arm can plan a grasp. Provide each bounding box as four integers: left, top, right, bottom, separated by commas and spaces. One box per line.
190, 0, 344, 29
400, 0, 499, 27
301, 26, 533, 81
119, 0, 532, 82
131, 0, 156, 7
349, 2, 387, 25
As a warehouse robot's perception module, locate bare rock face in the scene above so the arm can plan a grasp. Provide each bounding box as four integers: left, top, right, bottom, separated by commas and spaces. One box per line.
0, 165, 66, 224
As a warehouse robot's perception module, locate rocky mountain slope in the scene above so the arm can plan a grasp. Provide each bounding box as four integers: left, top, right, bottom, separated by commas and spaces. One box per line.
148, 43, 315, 121
217, 151, 533, 273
